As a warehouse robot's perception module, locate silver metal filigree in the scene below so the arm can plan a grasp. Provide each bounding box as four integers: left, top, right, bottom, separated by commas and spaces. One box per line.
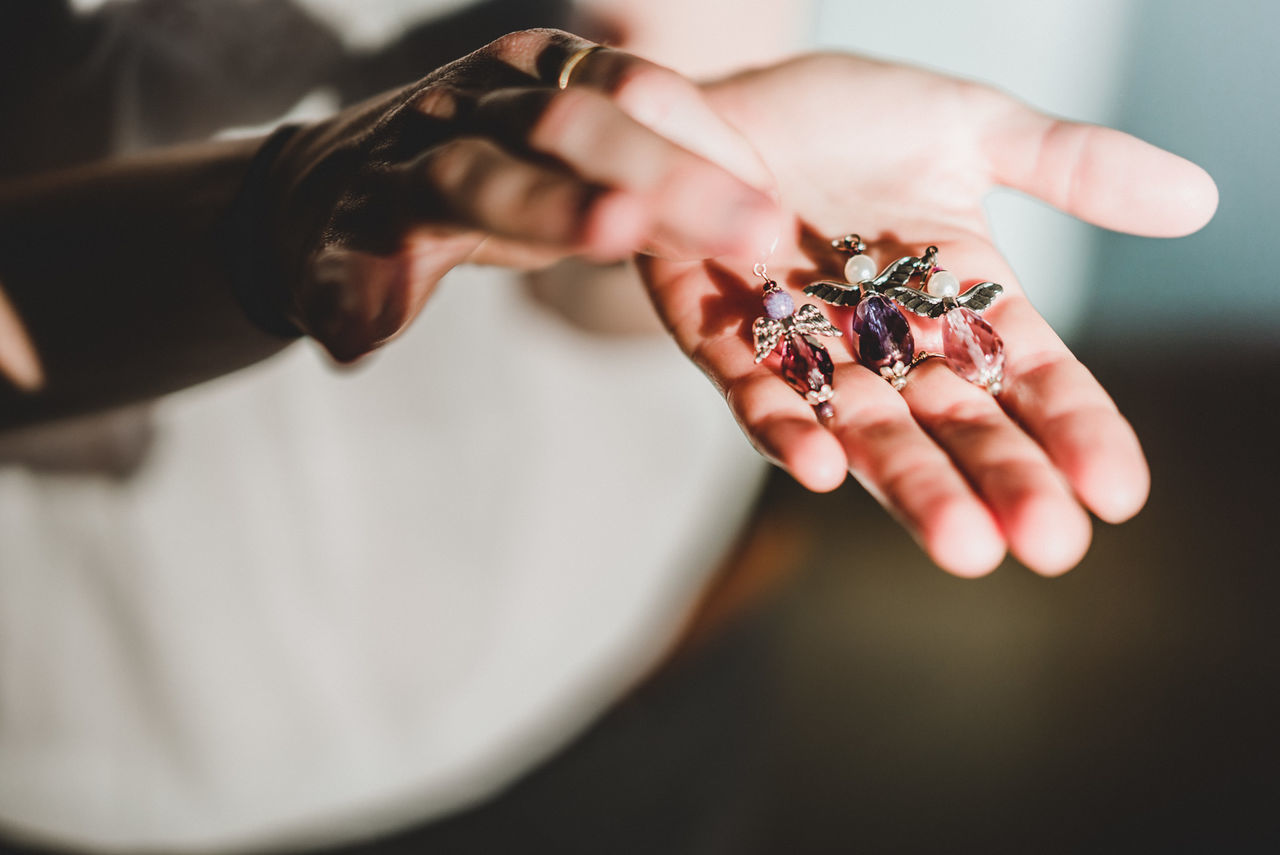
884, 281, 1004, 319
751, 304, 843, 363
803, 255, 921, 306
806, 241, 1005, 320
752, 317, 785, 362
792, 303, 842, 338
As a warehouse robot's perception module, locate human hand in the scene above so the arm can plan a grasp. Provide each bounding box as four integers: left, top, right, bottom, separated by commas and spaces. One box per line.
257, 29, 779, 361
637, 54, 1218, 577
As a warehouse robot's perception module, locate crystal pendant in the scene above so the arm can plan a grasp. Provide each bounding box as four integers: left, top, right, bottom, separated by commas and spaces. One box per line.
779, 333, 835, 405
752, 266, 842, 421
943, 307, 1005, 394
763, 290, 795, 320
852, 294, 914, 389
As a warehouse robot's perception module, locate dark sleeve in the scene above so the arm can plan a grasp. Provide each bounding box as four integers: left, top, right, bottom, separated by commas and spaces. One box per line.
0, 0, 582, 178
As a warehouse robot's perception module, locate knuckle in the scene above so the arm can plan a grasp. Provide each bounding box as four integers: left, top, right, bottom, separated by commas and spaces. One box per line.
299, 263, 364, 354
856, 414, 910, 448
724, 371, 777, 420
422, 139, 586, 241
690, 335, 735, 389
412, 84, 463, 120
422, 139, 483, 197
487, 28, 572, 62
486, 29, 537, 59
1008, 348, 1073, 385
881, 455, 949, 508
302, 248, 416, 360
472, 166, 532, 221
934, 396, 1002, 430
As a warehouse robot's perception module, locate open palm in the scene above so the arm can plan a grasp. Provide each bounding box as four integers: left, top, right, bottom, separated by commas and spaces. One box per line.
638, 54, 1217, 577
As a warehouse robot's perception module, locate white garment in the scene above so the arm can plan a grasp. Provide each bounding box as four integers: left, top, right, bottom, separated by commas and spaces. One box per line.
0, 269, 762, 852
0, 2, 764, 849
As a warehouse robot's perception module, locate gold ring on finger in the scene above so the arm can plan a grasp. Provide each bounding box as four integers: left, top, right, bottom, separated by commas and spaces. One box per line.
557, 44, 604, 90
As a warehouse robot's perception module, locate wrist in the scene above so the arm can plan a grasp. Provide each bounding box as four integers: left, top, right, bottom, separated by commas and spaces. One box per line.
218, 124, 305, 338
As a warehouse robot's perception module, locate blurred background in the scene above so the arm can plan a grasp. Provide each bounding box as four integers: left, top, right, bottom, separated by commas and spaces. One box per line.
351, 2, 1277, 853
8, 0, 1276, 852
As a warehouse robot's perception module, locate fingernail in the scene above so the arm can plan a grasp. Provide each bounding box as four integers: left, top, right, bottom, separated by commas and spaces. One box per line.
0, 287, 44, 392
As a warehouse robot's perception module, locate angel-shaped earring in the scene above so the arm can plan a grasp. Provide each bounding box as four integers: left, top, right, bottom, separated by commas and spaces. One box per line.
804, 235, 920, 390
876, 246, 1007, 395
750, 263, 843, 421
805, 236, 1007, 395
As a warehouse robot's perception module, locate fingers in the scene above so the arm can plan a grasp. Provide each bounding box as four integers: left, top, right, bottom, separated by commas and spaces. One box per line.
697, 330, 1010, 576
296, 234, 482, 362
1004, 350, 1151, 524
407, 30, 780, 260
901, 360, 1091, 576
987, 104, 1218, 237
982, 292, 1151, 525
822, 364, 1008, 577
643, 257, 1007, 577
407, 137, 647, 260
301, 28, 785, 361
641, 248, 1149, 578
697, 335, 848, 493
558, 45, 778, 196
0, 281, 44, 392
466, 86, 777, 258
483, 30, 777, 194
916, 243, 1157, 529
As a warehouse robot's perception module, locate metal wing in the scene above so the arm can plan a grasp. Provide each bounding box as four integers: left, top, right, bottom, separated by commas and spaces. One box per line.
752, 317, 785, 362
883, 285, 947, 318
791, 304, 843, 338
803, 279, 861, 307
865, 256, 920, 294
956, 281, 1003, 313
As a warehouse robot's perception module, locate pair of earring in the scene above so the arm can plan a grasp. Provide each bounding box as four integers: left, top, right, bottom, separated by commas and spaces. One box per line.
751, 234, 1007, 422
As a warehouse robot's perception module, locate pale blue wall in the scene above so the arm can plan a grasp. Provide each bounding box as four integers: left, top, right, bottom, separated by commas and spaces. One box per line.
1084, 0, 1278, 348
812, 0, 1272, 350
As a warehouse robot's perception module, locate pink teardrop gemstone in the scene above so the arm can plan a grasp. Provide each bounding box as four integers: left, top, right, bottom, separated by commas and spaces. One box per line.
780, 333, 835, 402
943, 307, 1005, 392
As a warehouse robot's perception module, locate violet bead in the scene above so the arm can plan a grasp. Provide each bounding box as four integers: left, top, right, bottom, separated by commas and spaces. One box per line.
763, 290, 795, 320
852, 294, 914, 373
943, 307, 1005, 393
780, 334, 835, 403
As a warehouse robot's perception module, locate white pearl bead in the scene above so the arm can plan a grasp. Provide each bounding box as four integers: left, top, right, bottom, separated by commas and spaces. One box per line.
927, 269, 961, 298
844, 254, 877, 283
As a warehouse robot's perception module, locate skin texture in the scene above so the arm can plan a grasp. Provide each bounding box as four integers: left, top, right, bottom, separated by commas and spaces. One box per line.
0, 35, 1217, 578
637, 54, 1218, 578
0, 29, 778, 425
258, 29, 781, 362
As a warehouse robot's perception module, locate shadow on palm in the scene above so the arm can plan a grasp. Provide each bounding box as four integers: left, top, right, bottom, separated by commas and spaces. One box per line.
640, 52, 1215, 576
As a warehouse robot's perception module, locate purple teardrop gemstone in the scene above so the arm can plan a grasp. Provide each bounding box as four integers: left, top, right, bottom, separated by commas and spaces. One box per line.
943, 307, 1005, 392
852, 294, 914, 372
780, 333, 835, 402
